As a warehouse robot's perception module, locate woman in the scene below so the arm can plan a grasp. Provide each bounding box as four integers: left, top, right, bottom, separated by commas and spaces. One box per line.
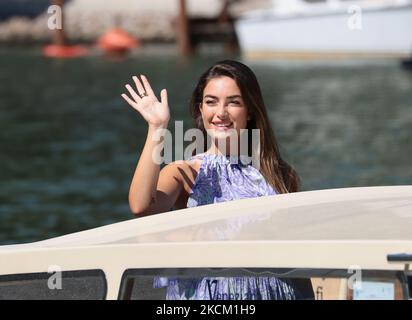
122, 60, 313, 300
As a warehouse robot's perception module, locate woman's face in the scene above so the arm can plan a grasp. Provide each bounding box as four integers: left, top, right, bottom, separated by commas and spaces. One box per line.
200, 76, 249, 139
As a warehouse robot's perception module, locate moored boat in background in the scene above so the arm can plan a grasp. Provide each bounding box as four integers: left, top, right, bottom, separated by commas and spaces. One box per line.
234, 0, 412, 59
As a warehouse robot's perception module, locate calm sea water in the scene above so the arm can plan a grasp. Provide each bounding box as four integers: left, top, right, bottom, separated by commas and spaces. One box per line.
0, 46, 411, 245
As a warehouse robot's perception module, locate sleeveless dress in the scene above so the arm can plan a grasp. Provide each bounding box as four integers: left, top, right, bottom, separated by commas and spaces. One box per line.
153, 153, 308, 300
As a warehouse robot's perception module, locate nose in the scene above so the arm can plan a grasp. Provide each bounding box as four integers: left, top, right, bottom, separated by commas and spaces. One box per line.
216, 103, 228, 118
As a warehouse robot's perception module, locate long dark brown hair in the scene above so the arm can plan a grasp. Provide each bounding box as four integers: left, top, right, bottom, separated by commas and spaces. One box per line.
189, 60, 300, 193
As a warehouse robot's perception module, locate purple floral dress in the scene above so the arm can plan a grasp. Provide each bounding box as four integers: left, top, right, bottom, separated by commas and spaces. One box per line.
153, 153, 298, 300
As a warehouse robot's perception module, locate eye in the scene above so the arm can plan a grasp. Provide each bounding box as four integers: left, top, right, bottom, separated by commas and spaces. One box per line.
229, 100, 240, 105
205, 100, 217, 105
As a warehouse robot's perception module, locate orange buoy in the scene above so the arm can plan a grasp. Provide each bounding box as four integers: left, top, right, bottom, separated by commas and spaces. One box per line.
42, 45, 89, 58
97, 28, 139, 54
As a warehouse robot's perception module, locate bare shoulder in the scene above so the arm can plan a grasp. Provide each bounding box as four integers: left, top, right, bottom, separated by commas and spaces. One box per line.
161, 158, 201, 180
161, 158, 201, 192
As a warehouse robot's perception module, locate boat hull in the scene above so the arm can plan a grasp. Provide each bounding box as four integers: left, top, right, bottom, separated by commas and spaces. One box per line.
235, 5, 412, 59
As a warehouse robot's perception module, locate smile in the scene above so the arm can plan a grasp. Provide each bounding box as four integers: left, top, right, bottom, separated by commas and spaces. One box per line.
212, 122, 233, 131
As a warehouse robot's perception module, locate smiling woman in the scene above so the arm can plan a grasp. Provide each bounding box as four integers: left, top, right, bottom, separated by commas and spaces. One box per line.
201, 77, 249, 133
121, 60, 312, 300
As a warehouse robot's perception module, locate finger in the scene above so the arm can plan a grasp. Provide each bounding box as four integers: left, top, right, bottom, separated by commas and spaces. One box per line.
121, 93, 139, 109
160, 89, 168, 106
140, 75, 155, 97
125, 84, 141, 102
132, 75, 146, 97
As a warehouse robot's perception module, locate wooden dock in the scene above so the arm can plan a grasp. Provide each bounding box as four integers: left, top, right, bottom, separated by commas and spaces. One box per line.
176, 0, 238, 55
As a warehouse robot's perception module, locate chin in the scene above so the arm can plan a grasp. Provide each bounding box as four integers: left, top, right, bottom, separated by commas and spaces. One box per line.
206, 128, 238, 140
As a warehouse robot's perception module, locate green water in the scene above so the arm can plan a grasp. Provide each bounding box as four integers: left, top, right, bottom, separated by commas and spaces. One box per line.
1, 46, 411, 245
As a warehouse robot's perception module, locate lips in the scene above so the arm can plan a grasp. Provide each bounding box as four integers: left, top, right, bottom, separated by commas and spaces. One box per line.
212, 122, 233, 131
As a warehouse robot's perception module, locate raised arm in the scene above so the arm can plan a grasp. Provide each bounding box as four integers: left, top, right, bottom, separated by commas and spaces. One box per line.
122, 75, 182, 217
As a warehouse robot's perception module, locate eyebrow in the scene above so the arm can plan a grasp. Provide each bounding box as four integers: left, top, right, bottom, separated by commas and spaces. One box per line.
203, 95, 242, 99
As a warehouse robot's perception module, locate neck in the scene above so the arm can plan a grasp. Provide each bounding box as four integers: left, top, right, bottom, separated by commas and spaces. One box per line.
206, 138, 240, 156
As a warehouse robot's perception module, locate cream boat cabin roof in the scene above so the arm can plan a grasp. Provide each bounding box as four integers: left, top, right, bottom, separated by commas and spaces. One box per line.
0, 186, 411, 299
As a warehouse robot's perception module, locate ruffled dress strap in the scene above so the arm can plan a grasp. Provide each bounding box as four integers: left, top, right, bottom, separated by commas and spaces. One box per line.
187, 153, 277, 208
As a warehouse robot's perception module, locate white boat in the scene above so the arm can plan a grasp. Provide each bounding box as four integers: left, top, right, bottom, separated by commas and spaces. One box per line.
0, 186, 411, 300
234, 0, 412, 59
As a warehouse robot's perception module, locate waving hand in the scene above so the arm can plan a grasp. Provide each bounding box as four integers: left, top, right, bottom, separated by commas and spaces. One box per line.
122, 75, 170, 128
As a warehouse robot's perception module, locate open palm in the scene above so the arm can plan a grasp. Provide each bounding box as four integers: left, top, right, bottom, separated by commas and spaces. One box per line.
122, 75, 170, 127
